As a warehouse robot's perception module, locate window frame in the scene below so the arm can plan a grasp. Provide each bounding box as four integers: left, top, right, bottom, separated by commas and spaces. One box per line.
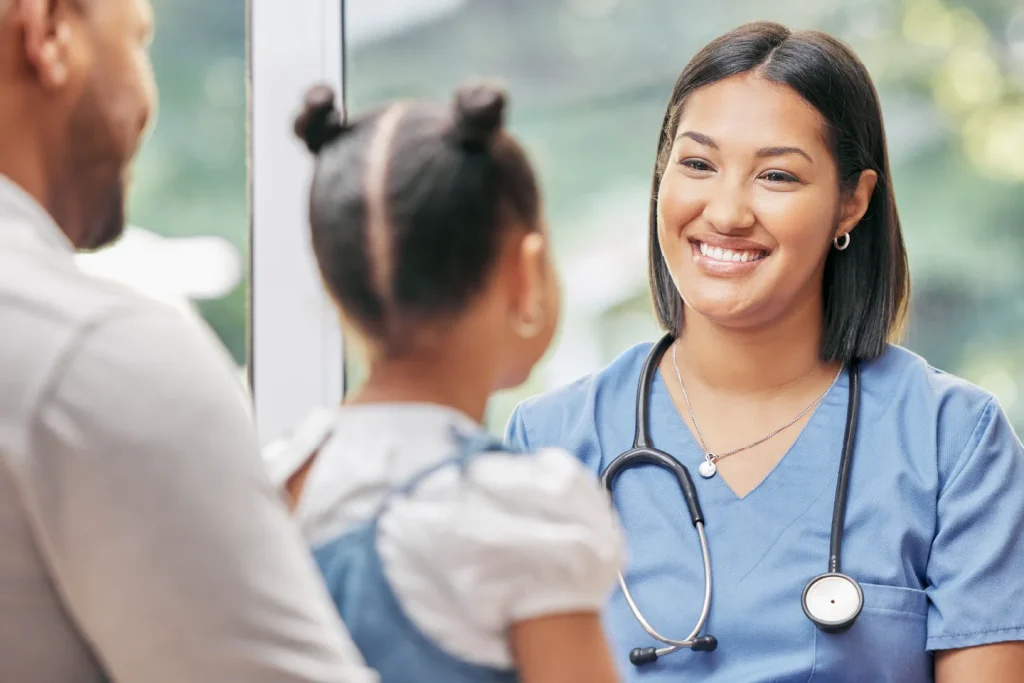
247, 0, 346, 442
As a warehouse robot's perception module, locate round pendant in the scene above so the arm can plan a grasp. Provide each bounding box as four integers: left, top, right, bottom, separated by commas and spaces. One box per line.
698, 458, 717, 478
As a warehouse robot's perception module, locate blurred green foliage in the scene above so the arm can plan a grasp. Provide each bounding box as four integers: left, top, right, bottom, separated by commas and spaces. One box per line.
134, 0, 1024, 430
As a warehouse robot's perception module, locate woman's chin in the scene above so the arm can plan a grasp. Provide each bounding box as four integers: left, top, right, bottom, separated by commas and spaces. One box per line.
683, 294, 766, 330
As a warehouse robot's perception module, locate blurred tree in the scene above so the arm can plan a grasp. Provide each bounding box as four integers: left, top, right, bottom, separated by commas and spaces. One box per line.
131, 0, 248, 362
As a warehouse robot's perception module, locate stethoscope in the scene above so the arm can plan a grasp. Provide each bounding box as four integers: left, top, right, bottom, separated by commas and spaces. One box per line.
600, 333, 863, 666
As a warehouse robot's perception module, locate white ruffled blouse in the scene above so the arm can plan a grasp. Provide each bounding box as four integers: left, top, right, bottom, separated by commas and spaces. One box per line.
263, 403, 626, 669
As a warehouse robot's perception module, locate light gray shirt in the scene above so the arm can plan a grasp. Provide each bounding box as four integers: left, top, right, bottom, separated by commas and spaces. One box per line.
0, 175, 377, 683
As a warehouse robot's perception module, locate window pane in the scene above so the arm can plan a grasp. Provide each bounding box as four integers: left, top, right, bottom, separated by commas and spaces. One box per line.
127, 0, 248, 367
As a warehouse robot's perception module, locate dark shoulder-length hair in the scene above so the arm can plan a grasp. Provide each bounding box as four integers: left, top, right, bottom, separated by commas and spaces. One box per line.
648, 21, 909, 363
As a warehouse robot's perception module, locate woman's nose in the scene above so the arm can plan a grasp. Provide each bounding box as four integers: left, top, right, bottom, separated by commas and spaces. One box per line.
701, 181, 755, 233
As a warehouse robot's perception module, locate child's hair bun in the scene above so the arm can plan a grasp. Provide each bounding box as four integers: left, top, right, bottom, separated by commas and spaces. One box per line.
294, 84, 345, 154
450, 82, 507, 152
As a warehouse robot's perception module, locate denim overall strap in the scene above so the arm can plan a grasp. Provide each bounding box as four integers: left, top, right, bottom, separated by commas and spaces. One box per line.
371, 426, 508, 521
311, 423, 521, 682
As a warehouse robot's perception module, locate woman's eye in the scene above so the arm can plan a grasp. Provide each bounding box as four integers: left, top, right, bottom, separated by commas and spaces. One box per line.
761, 170, 799, 183
681, 159, 713, 172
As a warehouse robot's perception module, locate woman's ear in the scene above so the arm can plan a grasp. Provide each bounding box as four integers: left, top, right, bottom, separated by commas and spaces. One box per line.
835, 169, 878, 241
508, 231, 548, 339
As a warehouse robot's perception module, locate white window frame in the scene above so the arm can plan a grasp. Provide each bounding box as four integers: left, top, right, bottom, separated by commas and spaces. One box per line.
248, 0, 345, 443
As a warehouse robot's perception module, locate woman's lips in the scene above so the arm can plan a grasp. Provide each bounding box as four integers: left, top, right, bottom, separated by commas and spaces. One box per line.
690, 240, 768, 276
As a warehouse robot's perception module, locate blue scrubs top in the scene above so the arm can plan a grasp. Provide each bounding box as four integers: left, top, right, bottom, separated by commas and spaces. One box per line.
506, 342, 1024, 682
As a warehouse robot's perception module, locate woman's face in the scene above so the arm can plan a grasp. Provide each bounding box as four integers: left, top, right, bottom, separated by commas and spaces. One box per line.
657, 73, 846, 331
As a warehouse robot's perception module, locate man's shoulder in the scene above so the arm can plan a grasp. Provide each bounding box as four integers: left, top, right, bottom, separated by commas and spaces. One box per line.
0, 251, 243, 459
0, 249, 196, 381
0, 239, 158, 334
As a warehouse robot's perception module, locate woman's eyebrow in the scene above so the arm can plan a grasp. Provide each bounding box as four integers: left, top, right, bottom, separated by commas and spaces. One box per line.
675, 130, 813, 163
756, 146, 813, 163
675, 130, 717, 148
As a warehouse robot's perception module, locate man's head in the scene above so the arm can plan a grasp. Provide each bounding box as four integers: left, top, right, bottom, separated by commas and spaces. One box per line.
0, 0, 155, 250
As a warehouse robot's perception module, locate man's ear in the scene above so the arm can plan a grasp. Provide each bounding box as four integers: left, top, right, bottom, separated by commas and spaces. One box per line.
11, 0, 76, 90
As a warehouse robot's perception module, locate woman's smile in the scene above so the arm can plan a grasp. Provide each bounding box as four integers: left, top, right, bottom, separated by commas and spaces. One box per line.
688, 235, 770, 277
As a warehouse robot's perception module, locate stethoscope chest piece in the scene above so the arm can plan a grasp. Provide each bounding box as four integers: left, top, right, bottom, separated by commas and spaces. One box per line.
801, 572, 863, 633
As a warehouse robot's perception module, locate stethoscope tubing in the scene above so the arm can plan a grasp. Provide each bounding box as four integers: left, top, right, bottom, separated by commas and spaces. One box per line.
604, 333, 862, 662
616, 519, 712, 654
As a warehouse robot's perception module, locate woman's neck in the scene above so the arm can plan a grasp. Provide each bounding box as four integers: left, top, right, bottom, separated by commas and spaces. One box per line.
348, 346, 494, 424
675, 297, 834, 398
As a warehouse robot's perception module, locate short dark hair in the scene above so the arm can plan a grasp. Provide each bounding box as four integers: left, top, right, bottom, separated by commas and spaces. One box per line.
648, 21, 909, 363
294, 83, 541, 355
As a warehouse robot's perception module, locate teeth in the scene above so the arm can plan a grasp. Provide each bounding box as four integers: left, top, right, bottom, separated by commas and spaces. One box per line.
698, 242, 763, 263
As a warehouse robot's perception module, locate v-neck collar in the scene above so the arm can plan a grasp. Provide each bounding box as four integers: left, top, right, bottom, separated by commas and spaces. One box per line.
647, 366, 850, 581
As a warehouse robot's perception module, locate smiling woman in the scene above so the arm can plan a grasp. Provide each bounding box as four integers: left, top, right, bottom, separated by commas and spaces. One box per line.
507, 20, 1024, 683
659, 72, 882, 337
649, 37, 906, 363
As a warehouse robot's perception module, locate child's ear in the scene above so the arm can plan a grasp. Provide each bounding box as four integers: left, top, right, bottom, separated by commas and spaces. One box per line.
508, 231, 547, 339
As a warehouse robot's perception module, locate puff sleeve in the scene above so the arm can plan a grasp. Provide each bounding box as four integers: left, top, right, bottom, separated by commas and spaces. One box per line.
376, 446, 625, 668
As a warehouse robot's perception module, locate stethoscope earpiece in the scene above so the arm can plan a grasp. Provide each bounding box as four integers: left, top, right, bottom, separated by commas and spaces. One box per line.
629, 648, 658, 666
801, 572, 864, 634
690, 635, 718, 651
628, 634, 718, 667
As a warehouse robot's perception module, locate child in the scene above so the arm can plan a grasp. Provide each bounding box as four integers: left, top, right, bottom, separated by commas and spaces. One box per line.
263, 82, 624, 683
